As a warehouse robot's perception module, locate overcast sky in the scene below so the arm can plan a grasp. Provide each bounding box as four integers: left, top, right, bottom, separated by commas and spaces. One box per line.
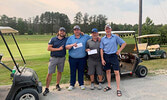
0, 0, 167, 25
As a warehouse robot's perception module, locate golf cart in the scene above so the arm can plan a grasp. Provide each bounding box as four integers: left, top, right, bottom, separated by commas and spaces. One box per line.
137, 34, 166, 60
85, 31, 148, 84
0, 26, 42, 100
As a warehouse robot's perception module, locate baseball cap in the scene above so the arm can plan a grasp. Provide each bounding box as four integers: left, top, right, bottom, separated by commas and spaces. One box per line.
105, 24, 111, 30
73, 25, 80, 30
59, 27, 66, 31
91, 28, 98, 33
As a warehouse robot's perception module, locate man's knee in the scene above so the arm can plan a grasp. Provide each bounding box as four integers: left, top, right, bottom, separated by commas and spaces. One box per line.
106, 70, 111, 74
114, 71, 120, 76
57, 71, 62, 76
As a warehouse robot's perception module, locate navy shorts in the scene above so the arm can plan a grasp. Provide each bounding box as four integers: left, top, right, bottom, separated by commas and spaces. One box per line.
103, 53, 120, 71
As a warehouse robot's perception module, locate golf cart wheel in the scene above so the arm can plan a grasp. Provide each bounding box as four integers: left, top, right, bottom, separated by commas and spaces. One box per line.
143, 54, 150, 60
15, 88, 39, 100
135, 65, 148, 77
161, 52, 166, 58
94, 71, 106, 84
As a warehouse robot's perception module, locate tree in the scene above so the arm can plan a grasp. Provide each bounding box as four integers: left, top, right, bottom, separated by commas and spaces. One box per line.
74, 12, 83, 24
82, 13, 89, 32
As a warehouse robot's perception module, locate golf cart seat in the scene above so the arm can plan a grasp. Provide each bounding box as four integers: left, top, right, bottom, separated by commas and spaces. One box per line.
147, 44, 160, 52
138, 43, 148, 51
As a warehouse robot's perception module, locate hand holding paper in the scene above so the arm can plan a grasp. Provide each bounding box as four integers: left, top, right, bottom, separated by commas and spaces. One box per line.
73, 43, 83, 49
87, 49, 98, 55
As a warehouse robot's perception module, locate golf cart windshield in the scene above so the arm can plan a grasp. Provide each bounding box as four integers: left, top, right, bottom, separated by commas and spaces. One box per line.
98, 31, 138, 54
0, 26, 26, 73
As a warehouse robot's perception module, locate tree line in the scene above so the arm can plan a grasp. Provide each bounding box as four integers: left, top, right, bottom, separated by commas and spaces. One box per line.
0, 11, 166, 43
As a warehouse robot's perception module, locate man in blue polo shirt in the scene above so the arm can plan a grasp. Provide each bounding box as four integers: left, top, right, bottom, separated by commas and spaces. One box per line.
100, 24, 126, 96
43, 27, 68, 96
66, 25, 91, 91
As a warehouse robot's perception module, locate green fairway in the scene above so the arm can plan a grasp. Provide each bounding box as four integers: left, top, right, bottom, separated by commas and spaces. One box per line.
0, 35, 167, 86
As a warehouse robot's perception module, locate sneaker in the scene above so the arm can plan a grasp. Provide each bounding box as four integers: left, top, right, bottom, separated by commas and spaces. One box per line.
98, 83, 102, 90
80, 85, 85, 90
68, 86, 74, 91
56, 84, 61, 91
43, 88, 49, 96
90, 83, 95, 90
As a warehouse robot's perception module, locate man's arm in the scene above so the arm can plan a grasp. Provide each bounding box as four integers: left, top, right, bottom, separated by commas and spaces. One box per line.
47, 45, 63, 51
100, 48, 106, 66
116, 42, 126, 55
86, 41, 90, 52
66, 43, 77, 50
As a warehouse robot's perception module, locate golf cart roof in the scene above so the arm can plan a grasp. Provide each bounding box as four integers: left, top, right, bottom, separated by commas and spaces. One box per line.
0, 26, 18, 34
137, 34, 160, 38
98, 31, 135, 34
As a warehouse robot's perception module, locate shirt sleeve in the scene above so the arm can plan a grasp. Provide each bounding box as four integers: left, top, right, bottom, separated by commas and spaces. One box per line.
100, 40, 104, 49
86, 41, 89, 49
66, 37, 72, 46
85, 34, 92, 40
116, 36, 125, 46
48, 38, 53, 45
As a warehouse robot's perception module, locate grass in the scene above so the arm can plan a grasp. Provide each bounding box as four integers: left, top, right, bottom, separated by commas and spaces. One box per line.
0, 35, 167, 86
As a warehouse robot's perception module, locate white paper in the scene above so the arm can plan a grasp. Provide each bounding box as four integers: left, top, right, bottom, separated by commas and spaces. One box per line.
73, 43, 83, 49
88, 49, 98, 55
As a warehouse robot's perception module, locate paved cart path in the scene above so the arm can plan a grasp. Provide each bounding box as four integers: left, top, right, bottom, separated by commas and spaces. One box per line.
1, 75, 167, 100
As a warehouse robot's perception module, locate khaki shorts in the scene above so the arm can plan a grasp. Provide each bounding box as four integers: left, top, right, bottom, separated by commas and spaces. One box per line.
87, 59, 103, 75
48, 57, 65, 74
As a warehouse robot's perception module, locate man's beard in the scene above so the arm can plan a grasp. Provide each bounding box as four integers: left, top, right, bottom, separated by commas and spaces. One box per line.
59, 34, 65, 37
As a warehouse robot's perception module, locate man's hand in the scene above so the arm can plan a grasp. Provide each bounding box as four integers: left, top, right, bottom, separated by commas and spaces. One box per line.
101, 59, 106, 66
81, 32, 84, 35
66, 43, 77, 50
97, 36, 101, 42
58, 45, 64, 51
72, 43, 77, 47
86, 49, 91, 52
116, 50, 121, 56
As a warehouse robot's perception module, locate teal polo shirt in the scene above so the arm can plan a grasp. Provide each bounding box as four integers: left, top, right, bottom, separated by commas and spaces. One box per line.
66, 34, 91, 58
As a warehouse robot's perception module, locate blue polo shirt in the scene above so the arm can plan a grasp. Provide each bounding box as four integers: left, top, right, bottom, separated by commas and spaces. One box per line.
100, 34, 125, 54
48, 36, 68, 57
66, 34, 91, 58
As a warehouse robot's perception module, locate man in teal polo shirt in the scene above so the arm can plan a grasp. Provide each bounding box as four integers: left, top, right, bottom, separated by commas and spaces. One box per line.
100, 24, 126, 96
66, 25, 91, 91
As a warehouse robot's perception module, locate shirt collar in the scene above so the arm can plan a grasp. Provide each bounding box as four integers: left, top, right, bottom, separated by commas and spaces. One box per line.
56, 36, 65, 40
91, 38, 99, 42
104, 33, 114, 38
74, 34, 82, 39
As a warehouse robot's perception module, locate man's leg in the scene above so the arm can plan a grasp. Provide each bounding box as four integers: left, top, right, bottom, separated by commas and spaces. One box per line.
98, 75, 102, 82
114, 70, 120, 90
56, 71, 61, 85
46, 74, 52, 89
69, 57, 77, 87
106, 69, 111, 88
78, 58, 86, 88
43, 73, 52, 96
56, 57, 65, 90
43, 57, 57, 96
90, 75, 94, 82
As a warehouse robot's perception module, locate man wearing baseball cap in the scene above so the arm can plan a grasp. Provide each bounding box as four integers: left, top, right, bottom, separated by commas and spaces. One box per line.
43, 27, 68, 96
66, 25, 91, 91
86, 28, 103, 90
100, 24, 126, 96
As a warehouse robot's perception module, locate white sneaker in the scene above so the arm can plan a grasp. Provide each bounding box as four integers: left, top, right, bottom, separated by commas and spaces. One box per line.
80, 85, 85, 90
98, 83, 102, 90
90, 83, 95, 90
68, 86, 74, 91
